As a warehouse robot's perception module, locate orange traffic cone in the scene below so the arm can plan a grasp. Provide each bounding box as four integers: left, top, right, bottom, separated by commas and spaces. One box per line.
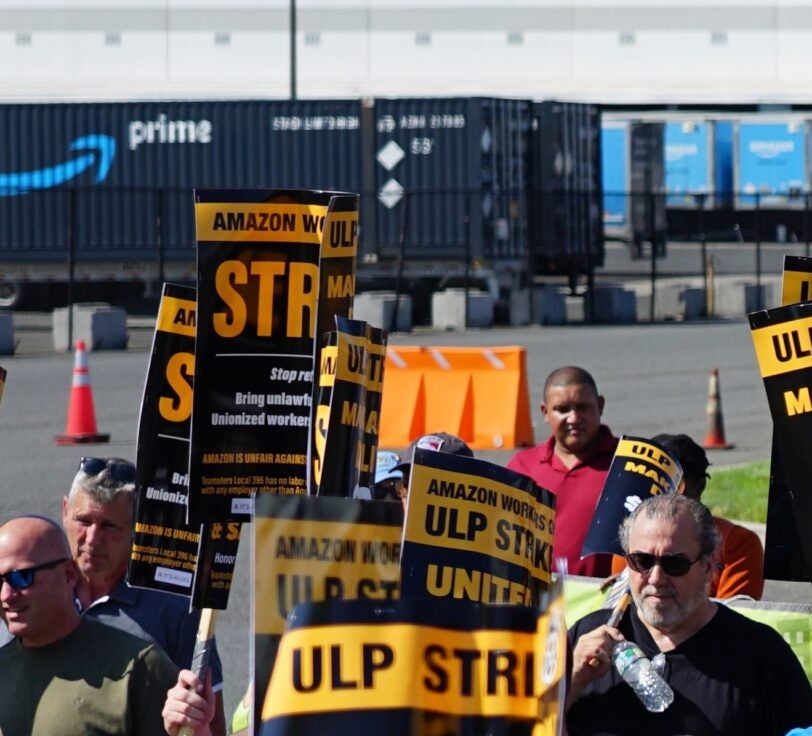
702, 368, 734, 450
54, 340, 110, 445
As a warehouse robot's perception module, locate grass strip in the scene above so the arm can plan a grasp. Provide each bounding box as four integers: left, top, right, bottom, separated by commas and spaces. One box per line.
702, 460, 770, 524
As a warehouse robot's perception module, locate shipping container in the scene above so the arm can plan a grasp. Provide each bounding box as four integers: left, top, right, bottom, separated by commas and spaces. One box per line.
629, 122, 667, 256
664, 119, 733, 209
734, 118, 809, 209
601, 122, 629, 236
0, 97, 609, 315
601, 120, 666, 252
527, 100, 603, 274
370, 97, 530, 264
0, 99, 365, 266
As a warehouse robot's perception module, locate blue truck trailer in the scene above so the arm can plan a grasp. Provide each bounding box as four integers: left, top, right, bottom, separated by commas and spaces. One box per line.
734, 118, 809, 209
664, 119, 733, 209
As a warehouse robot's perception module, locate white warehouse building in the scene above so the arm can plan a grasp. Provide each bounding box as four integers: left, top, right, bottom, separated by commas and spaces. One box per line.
3, 0, 812, 105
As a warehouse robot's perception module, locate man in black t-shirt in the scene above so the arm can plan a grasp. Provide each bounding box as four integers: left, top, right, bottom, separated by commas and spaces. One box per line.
567, 494, 812, 736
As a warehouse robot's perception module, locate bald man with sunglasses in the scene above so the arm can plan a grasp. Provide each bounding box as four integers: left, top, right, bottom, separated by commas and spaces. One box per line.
0, 457, 227, 735
566, 494, 812, 736
0, 515, 179, 734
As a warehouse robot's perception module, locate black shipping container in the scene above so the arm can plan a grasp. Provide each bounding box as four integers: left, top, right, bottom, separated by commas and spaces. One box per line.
528, 100, 603, 275
0, 100, 364, 263
0, 97, 611, 314
629, 122, 667, 258
370, 97, 530, 263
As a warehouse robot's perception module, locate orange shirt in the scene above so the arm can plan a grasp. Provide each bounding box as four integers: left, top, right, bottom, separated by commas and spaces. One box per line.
610, 516, 765, 599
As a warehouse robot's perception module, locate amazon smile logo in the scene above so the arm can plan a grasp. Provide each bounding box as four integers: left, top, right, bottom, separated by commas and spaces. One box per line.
0, 134, 116, 197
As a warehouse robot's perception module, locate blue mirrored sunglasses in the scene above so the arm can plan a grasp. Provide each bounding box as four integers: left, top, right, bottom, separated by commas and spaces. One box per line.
0, 557, 67, 590
78, 457, 135, 483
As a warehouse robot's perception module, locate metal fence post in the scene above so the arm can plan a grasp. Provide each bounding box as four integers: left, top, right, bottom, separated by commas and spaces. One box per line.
649, 190, 657, 322
755, 192, 763, 310
66, 188, 76, 349
697, 193, 708, 317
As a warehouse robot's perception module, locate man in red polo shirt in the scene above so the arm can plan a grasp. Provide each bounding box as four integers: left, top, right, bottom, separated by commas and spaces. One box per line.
508, 366, 616, 577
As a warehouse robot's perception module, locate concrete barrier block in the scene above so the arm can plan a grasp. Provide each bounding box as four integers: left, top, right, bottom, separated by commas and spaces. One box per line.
654, 284, 683, 320
712, 282, 747, 317
619, 289, 637, 323
532, 286, 567, 325
565, 295, 585, 323
654, 284, 705, 321
713, 281, 773, 318
354, 291, 412, 332
635, 294, 650, 321
509, 289, 531, 326
53, 303, 128, 352
744, 284, 770, 313
681, 288, 706, 320
586, 286, 637, 323
0, 313, 14, 355
432, 289, 494, 330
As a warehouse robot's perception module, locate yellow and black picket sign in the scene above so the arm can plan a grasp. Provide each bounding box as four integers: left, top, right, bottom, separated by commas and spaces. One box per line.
130, 283, 201, 594
751, 313, 812, 379
750, 302, 812, 570
314, 317, 388, 497
259, 591, 566, 735
192, 519, 242, 610
533, 590, 567, 736
781, 255, 812, 306
762, 256, 812, 581
267, 622, 538, 716
307, 197, 359, 494
359, 330, 387, 492
131, 282, 242, 610
400, 450, 555, 607
613, 437, 682, 490
189, 189, 358, 522
311, 340, 338, 491
195, 203, 329, 243
255, 515, 402, 636
156, 292, 197, 337
253, 494, 403, 733
582, 435, 682, 558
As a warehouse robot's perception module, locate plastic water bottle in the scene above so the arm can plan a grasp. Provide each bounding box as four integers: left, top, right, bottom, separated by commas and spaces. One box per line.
612, 640, 674, 712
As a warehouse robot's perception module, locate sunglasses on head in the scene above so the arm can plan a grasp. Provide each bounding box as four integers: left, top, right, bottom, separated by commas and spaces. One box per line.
0, 557, 67, 591
78, 457, 136, 484
625, 552, 702, 577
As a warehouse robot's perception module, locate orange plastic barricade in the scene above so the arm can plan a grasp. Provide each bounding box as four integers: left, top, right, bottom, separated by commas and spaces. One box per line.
421, 348, 475, 442
378, 346, 429, 447
378, 345, 534, 451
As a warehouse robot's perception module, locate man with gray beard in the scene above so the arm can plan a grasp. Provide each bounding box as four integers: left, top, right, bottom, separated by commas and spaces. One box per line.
566, 494, 812, 735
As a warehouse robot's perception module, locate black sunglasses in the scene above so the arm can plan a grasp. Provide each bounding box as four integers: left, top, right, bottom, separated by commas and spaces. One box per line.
372, 478, 404, 502
625, 552, 702, 577
78, 457, 136, 483
0, 557, 67, 590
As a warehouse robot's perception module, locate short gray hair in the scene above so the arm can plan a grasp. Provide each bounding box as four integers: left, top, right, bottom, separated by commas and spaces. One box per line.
618, 494, 719, 559
68, 457, 136, 507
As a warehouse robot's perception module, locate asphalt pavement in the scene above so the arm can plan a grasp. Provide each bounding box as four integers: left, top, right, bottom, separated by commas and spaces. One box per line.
0, 316, 807, 720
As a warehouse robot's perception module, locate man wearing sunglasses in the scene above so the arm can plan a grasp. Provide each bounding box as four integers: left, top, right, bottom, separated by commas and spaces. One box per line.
609, 433, 765, 600
566, 494, 812, 735
0, 514, 179, 733
65, 457, 228, 734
